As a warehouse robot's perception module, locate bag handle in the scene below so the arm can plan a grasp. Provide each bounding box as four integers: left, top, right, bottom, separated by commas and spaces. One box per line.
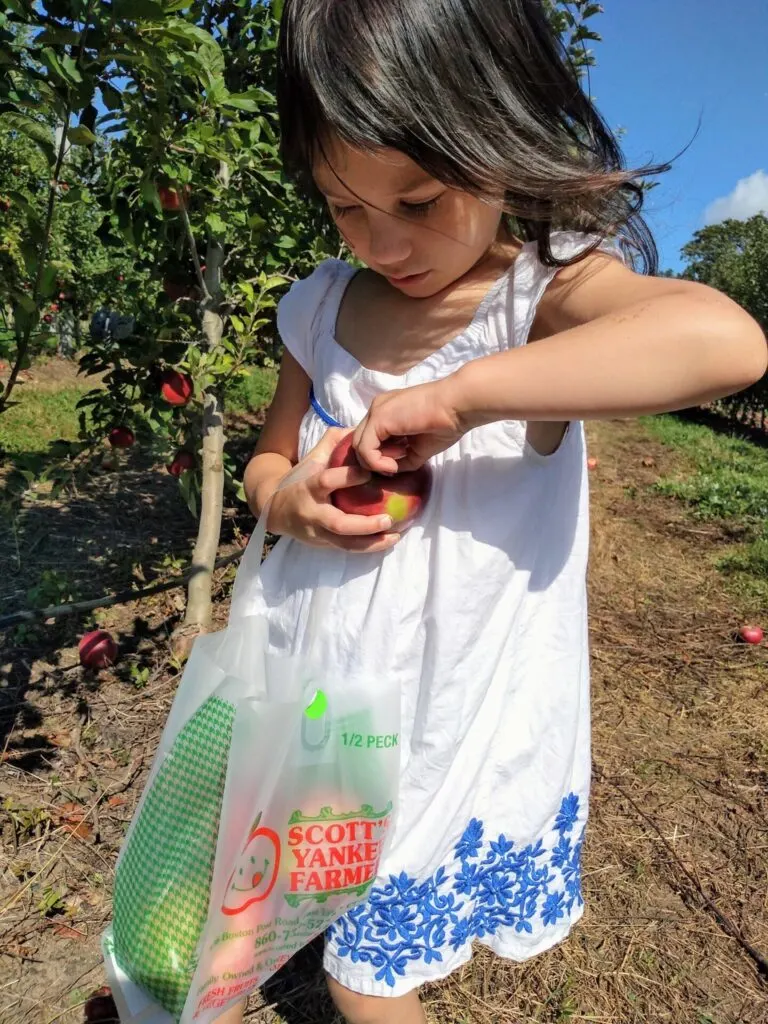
228, 459, 336, 640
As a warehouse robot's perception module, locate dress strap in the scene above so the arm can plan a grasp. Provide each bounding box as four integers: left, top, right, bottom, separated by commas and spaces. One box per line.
310, 386, 345, 428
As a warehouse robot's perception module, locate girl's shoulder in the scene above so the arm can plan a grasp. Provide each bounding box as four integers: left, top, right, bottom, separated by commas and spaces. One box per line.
277, 259, 356, 377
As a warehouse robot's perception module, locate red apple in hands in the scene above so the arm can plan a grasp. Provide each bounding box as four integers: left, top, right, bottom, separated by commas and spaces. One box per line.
79, 630, 118, 669
738, 625, 764, 645
108, 426, 135, 448
329, 435, 431, 530
160, 369, 193, 406
167, 450, 195, 476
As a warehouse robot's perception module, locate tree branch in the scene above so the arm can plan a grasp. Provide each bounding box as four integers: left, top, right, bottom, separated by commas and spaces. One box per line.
0, 103, 71, 413
0, 548, 245, 630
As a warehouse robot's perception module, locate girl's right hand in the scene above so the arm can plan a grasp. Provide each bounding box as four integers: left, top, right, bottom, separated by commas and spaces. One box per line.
267, 428, 401, 553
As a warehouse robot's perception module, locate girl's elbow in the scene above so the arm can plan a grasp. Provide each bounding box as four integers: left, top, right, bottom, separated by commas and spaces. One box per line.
712, 307, 767, 392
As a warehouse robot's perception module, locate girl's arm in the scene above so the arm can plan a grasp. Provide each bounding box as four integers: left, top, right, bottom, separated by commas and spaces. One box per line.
353, 257, 767, 473
243, 351, 309, 518
455, 254, 767, 428
243, 352, 399, 551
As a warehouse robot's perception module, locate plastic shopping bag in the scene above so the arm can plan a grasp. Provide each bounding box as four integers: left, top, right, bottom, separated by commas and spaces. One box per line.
101, 465, 400, 1023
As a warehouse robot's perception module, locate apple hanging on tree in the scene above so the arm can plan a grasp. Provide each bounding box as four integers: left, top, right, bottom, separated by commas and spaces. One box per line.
167, 450, 195, 476
160, 369, 194, 406
157, 184, 191, 212
329, 435, 431, 531
108, 426, 135, 449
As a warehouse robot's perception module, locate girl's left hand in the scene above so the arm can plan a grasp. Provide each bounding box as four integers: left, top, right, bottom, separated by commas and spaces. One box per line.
353, 376, 466, 474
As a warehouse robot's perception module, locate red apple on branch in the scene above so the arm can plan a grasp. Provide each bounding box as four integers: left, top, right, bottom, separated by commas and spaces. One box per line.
157, 184, 190, 211
167, 450, 195, 476
160, 369, 193, 406
108, 426, 135, 449
79, 630, 118, 670
329, 435, 431, 530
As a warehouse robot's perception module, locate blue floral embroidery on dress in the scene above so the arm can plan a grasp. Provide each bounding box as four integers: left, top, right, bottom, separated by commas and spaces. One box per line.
327, 793, 585, 988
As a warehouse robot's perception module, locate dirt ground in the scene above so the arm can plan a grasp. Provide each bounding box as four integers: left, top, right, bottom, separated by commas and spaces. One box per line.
1, 417, 766, 1024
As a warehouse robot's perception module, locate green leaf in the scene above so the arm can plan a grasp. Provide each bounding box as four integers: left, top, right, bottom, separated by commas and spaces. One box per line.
229, 314, 245, 333
35, 28, 80, 46
263, 275, 287, 292
60, 55, 83, 84
205, 212, 227, 236
276, 235, 297, 250
1, 112, 55, 164
99, 81, 122, 111
112, 0, 167, 18
39, 264, 58, 299
223, 88, 274, 113
67, 125, 98, 145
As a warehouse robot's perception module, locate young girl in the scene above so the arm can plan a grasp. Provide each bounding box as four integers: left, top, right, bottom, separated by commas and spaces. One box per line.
233, 1, 767, 1022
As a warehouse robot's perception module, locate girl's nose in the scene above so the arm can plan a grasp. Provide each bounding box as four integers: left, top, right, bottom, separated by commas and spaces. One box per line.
366, 210, 413, 268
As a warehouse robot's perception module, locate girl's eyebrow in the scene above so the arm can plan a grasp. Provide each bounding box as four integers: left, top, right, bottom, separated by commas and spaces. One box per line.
315, 177, 442, 202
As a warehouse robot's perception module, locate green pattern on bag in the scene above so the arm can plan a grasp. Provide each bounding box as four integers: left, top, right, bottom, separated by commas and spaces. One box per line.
112, 695, 235, 1018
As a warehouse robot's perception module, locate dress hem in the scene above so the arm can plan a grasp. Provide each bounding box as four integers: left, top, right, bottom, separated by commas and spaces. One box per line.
322, 906, 585, 998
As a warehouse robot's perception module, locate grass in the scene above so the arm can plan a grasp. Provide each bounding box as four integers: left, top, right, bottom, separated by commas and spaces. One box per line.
0, 385, 90, 454
642, 414, 768, 601
226, 365, 278, 415
0, 365, 278, 457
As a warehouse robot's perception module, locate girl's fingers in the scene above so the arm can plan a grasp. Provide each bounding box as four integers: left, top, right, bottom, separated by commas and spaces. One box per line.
320, 506, 394, 537
314, 464, 371, 496
353, 418, 400, 475
319, 528, 401, 553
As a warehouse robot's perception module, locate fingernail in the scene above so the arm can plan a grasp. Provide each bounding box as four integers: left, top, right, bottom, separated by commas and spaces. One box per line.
380, 516, 393, 530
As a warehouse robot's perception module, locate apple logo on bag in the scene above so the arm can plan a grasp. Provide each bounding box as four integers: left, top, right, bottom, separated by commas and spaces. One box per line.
222, 813, 281, 915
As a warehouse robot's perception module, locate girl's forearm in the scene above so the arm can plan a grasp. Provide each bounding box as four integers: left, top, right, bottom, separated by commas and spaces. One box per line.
243, 452, 294, 519
452, 292, 767, 428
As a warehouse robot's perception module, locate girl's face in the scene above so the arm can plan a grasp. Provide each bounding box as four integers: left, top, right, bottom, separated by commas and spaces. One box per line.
313, 139, 505, 297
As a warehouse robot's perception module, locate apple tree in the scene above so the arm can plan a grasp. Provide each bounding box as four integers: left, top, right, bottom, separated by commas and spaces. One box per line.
680, 215, 768, 425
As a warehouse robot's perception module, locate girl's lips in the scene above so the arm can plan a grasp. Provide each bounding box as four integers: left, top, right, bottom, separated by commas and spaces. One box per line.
386, 270, 430, 287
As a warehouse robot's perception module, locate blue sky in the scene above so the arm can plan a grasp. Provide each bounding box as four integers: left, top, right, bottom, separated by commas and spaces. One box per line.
588, 0, 768, 271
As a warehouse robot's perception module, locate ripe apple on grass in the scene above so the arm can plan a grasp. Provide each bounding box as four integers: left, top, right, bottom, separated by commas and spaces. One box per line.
738, 625, 764, 645
79, 630, 118, 669
329, 435, 431, 531
160, 369, 193, 406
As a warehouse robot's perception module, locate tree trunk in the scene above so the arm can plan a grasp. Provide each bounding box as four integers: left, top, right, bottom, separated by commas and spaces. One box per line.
183, 388, 225, 634
173, 239, 226, 656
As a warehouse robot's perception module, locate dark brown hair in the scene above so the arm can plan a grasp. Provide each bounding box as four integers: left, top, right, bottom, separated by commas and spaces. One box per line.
277, 0, 667, 272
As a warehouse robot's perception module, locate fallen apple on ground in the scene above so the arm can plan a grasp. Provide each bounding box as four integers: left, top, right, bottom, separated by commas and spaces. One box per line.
160, 369, 193, 406
329, 435, 431, 530
167, 450, 195, 476
79, 630, 118, 669
738, 625, 764, 645
108, 426, 134, 448
587, 457, 598, 471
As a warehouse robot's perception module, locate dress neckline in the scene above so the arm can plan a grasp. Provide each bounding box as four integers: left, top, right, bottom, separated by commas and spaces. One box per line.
327, 257, 520, 382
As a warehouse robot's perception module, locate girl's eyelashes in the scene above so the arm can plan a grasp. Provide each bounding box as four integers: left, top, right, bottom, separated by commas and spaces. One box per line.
331, 203, 358, 219
330, 194, 444, 220
400, 194, 443, 217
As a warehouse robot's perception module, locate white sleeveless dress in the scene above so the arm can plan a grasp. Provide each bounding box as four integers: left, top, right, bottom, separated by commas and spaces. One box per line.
240, 232, 618, 997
